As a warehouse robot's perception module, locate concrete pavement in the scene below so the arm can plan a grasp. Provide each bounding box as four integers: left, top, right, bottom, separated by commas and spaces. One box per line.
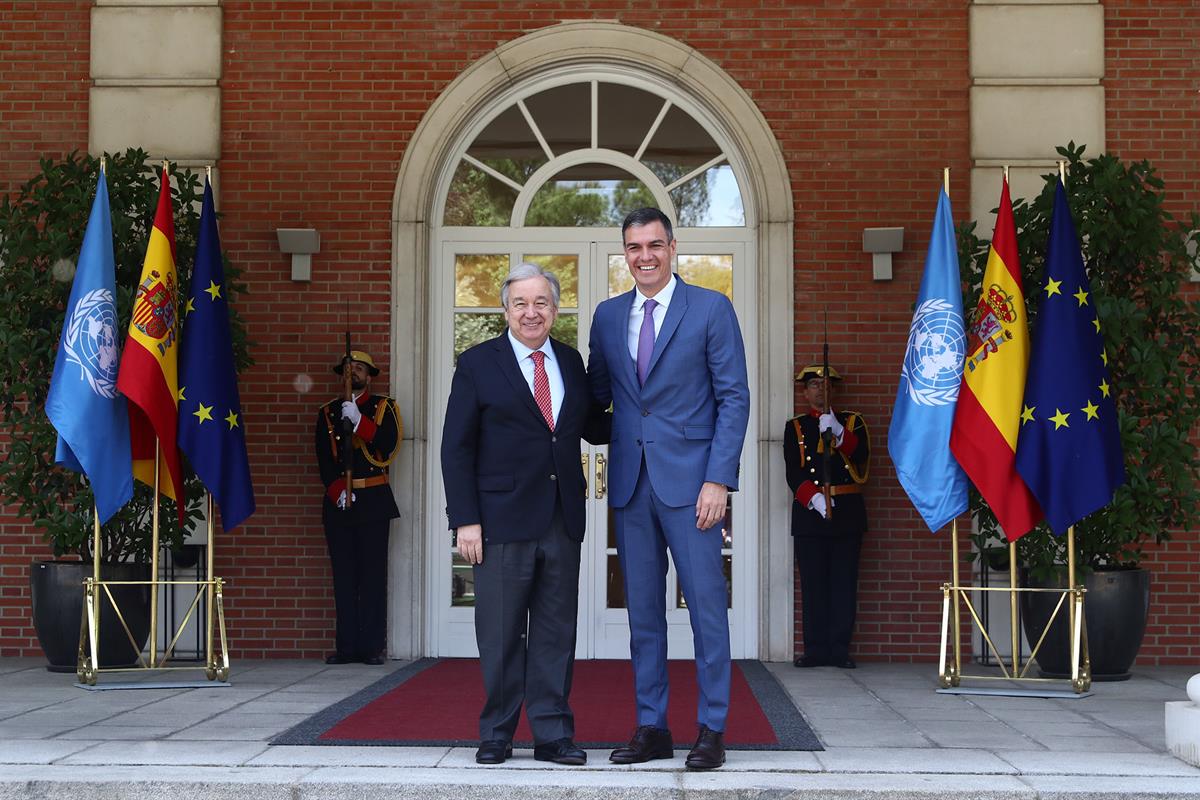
1, 657, 1198, 799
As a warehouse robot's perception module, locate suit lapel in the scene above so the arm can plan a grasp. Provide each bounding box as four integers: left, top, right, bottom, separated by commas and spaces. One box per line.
645, 275, 688, 382
550, 337, 577, 421
491, 335, 545, 425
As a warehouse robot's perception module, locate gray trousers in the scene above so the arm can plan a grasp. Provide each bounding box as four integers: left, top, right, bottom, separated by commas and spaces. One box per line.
473, 509, 580, 744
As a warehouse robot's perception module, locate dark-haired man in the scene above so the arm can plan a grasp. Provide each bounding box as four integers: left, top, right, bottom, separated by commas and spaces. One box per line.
588, 207, 750, 770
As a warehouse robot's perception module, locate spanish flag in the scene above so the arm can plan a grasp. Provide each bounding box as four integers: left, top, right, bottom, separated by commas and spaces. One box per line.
117, 166, 186, 523
949, 177, 1042, 540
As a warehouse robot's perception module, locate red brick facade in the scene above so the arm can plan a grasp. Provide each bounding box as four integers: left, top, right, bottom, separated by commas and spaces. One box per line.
1, 1, 1196, 662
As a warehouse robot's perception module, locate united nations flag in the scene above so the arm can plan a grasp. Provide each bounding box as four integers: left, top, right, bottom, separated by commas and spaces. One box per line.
45, 170, 134, 524
888, 186, 969, 532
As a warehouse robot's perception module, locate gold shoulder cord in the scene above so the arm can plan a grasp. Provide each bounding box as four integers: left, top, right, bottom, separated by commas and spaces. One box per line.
361, 397, 402, 468
791, 418, 806, 465
839, 413, 870, 485
321, 403, 340, 460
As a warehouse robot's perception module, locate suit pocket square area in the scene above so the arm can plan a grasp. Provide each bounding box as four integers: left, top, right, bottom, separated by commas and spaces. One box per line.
683, 426, 715, 440
478, 475, 515, 492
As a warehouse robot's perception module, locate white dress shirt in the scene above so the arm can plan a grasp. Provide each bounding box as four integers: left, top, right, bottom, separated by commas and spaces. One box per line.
626, 274, 678, 361
507, 329, 563, 424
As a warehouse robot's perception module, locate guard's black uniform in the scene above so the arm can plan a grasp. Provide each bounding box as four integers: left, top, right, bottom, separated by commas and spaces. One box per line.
783, 410, 870, 665
315, 394, 401, 661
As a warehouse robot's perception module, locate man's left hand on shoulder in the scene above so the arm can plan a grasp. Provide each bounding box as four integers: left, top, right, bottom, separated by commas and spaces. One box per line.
695, 481, 728, 531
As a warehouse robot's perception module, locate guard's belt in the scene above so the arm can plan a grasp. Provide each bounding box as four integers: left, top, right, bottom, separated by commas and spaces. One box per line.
351, 475, 389, 489
829, 484, 863, 497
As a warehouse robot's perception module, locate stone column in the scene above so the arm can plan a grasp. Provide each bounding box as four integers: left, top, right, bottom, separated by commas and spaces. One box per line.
969, 1, 1105, 226
90, 1, 221, 173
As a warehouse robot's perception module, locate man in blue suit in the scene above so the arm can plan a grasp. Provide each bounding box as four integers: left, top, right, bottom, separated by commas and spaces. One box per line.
443, 263, 609, 767
588, 207, 750, 770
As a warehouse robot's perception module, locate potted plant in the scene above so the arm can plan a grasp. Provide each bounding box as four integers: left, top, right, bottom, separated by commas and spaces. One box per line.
0, 149, 251, 670
959, 144, 1200, 679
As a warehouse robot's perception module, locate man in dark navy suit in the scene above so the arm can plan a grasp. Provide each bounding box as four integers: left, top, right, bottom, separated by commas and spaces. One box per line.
442, 263, 608, 767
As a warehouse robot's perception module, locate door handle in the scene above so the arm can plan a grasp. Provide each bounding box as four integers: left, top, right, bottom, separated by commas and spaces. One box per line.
581, 453, 589, 495
595, 453, 607, 499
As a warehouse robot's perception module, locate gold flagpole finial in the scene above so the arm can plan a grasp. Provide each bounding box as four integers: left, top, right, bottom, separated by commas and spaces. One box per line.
1058, 160, 1067, 184
1003, 165, 1009, 183
100, 155, 106, 175
162, 159, 169, 176
205, 165, 212, 182
943, 167, 950, 197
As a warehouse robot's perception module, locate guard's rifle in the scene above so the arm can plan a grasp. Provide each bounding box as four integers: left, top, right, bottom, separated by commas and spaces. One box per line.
341, 315, 354, 511
821, 313, 834, 520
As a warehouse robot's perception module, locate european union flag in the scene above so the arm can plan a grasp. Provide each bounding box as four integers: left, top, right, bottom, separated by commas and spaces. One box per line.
1015, 180, 1124, 534
888, 188, 969, 531
45, 170, 133, 524
178, 178, 255, 530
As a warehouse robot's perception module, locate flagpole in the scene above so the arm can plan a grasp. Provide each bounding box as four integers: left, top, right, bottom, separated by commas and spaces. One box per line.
92, 503, 101, 669
150, 443, 161, 668
943, 167, 950, 195
206, 492, 214, 675
951, 519, 961, 679
1009, 540, 1019, 674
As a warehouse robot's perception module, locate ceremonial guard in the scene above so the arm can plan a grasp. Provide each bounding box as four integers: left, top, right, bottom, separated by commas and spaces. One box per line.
315, 349, 402, 665
784, 365, 869, 669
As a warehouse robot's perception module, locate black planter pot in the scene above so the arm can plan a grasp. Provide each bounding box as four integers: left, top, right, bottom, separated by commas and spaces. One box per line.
1020, 566, 1150, 681
30, 560, 152, 673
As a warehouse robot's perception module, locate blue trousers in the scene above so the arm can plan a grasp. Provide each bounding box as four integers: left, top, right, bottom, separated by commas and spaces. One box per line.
614, 464, 730, 732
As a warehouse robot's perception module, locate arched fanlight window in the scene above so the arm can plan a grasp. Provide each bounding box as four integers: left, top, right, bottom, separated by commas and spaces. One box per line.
443, 80, 745, 228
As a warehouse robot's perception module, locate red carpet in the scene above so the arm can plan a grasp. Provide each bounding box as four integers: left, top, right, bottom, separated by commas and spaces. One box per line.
271, 658, 821, 750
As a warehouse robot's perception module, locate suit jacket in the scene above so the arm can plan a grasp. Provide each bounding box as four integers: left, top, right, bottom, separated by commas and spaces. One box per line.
441, 334, 609, 544
587, 276, 750, 509
784, 410, 870, 538
315, 393, 402, 529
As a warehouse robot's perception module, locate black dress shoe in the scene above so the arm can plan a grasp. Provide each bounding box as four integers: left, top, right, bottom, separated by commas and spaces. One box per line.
533, 738, 587, 765
609, 725, 674, 763
833, 656, 857, 669
475, 739, 513, 764
324, 652, 357, 665
362, 653, 386, 665
793, 655, 826, 668
685, 725, 725, 770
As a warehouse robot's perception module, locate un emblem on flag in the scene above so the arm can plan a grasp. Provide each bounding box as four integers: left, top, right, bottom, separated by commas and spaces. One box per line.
64, 288, 120, 399
901, 298, 965, 406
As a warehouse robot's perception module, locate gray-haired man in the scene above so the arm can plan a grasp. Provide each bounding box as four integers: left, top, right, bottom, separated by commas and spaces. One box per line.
442, 263, 609, 766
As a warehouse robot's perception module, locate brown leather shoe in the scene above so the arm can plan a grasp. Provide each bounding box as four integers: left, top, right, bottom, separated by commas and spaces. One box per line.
609, 725, 674, 763
685, 725, 725, 770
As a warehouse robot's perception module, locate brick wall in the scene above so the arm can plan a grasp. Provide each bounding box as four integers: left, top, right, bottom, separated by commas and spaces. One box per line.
0, 1, 91, 657
1, 0, 1194, 663
1104, 0, 1200, 665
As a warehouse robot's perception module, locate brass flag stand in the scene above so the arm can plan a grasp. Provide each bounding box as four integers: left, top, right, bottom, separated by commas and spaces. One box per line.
935, 518, 1090, 698
76, 447, 230, 686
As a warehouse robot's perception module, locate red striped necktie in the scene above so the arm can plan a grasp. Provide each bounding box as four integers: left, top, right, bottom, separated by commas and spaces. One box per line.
531, 350, 554, 431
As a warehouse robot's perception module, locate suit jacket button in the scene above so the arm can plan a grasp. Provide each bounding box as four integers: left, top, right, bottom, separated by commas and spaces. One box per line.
636, 439, 642, 446
642, 409, 649, 416
551, 435, 557, 442
550, 474, 557, 481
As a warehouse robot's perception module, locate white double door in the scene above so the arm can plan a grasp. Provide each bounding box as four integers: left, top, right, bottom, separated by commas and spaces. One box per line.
429, 230, 755, 661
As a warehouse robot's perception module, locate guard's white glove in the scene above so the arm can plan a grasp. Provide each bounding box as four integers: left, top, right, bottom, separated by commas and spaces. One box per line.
336, 489, 357, 510
818, 411, 844, 445
808, 492, 828, 518
341, 400, 363, 430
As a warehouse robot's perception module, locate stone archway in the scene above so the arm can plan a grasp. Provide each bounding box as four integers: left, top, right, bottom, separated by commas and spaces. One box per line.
388, 21, 794, 660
